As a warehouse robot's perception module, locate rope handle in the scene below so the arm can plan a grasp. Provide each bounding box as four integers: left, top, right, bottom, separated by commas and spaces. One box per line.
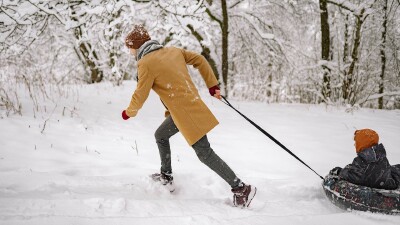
219, 95, 324, 180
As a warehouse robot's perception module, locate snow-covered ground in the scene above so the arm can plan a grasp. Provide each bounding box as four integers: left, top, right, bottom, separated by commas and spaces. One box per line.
0, 81, 399, 225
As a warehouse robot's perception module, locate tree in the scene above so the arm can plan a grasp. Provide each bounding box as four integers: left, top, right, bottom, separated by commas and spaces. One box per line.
1, 0, 400, 113
68, 1, 103, 83
0, 0, 147, 84
205, 0, 229, 94
327, 0, 376, 105
378, 0, 388, 109
319, 0, 332, 101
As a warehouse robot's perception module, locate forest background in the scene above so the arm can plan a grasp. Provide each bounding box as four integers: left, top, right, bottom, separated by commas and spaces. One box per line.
1, 0, 400, 116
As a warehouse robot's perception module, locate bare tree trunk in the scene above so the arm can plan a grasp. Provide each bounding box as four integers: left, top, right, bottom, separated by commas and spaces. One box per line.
69, 3, 103, 83
74, 27, 103, 83
343, 14, 350, 64
204, 0, 229, 94
221, 0, 229, 95
343, 9, 365, 103
379, 0, 388, 109
342, 13, 350, 101
319, 0, 331, 101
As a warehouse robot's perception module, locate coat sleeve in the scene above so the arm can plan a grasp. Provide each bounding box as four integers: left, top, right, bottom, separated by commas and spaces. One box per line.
339, 158, 365, 184
125, 63, 154, 117
180, 48, 219, 88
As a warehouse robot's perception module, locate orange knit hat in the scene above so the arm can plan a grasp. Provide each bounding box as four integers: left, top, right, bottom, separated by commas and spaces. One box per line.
354, 129, 379, 153
125, 24, 151, 49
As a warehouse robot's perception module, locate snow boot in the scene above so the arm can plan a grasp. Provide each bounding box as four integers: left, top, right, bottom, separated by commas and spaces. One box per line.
231, 183, 257, 207
150, 170, 175, 192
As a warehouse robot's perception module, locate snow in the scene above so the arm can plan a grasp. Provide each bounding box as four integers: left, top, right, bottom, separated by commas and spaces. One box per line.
86, 6, 105, 15
0, 81, 399, 225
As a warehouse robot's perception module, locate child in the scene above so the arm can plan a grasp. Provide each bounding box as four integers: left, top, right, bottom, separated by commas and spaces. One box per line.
330, 129, 400, 190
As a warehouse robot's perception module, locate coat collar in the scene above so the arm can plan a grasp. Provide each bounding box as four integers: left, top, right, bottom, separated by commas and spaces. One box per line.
137, 40, 163, 60
357, 143, 386, 163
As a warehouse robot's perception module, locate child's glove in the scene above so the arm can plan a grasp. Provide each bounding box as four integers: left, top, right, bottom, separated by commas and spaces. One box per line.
122, 110, 130, 120
329, 167, 342, 176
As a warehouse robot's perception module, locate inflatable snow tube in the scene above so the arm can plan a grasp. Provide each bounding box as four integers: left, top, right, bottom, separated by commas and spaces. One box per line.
322, 175, 400, 214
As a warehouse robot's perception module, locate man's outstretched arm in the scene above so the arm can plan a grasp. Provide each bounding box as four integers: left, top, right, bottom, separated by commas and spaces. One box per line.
125, 63, 154, 118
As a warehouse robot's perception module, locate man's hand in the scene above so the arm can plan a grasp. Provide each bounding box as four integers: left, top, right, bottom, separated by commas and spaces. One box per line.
209, 85, 221, 99
122, 110, 130, 120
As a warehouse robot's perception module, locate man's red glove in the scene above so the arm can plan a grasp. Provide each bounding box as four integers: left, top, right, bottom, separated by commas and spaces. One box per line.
209, 85, 221, 99
209, 85, 220, 96
122, 110, 130, 120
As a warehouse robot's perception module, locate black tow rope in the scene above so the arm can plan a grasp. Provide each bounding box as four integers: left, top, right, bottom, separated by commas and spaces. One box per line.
220, 96, 324, 180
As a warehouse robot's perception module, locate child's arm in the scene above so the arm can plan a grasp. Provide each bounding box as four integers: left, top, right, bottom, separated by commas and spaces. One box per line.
339, 159, 364, 184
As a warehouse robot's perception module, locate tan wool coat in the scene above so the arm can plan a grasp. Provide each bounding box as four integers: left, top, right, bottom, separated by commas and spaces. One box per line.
125, 47, 219, 145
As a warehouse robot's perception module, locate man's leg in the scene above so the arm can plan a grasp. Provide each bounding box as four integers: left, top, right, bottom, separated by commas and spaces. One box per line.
193, 135, 257, 207
192, 135, 241, 188
154, 116, 179, 172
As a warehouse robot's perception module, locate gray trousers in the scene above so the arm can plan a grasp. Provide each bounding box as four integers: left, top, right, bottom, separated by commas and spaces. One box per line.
155, 116, 240, 188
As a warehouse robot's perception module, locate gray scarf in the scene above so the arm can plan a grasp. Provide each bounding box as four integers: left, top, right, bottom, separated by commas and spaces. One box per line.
137, 40, 163, 60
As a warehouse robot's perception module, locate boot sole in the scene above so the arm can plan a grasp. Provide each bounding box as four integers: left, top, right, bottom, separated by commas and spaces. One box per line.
246, 186, 257, 207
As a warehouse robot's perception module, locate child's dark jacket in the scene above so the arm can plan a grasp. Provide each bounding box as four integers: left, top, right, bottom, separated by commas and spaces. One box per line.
338, 144, 400, 190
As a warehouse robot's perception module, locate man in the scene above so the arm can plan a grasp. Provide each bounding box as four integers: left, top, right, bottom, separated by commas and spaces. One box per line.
122, 24, 256, 207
